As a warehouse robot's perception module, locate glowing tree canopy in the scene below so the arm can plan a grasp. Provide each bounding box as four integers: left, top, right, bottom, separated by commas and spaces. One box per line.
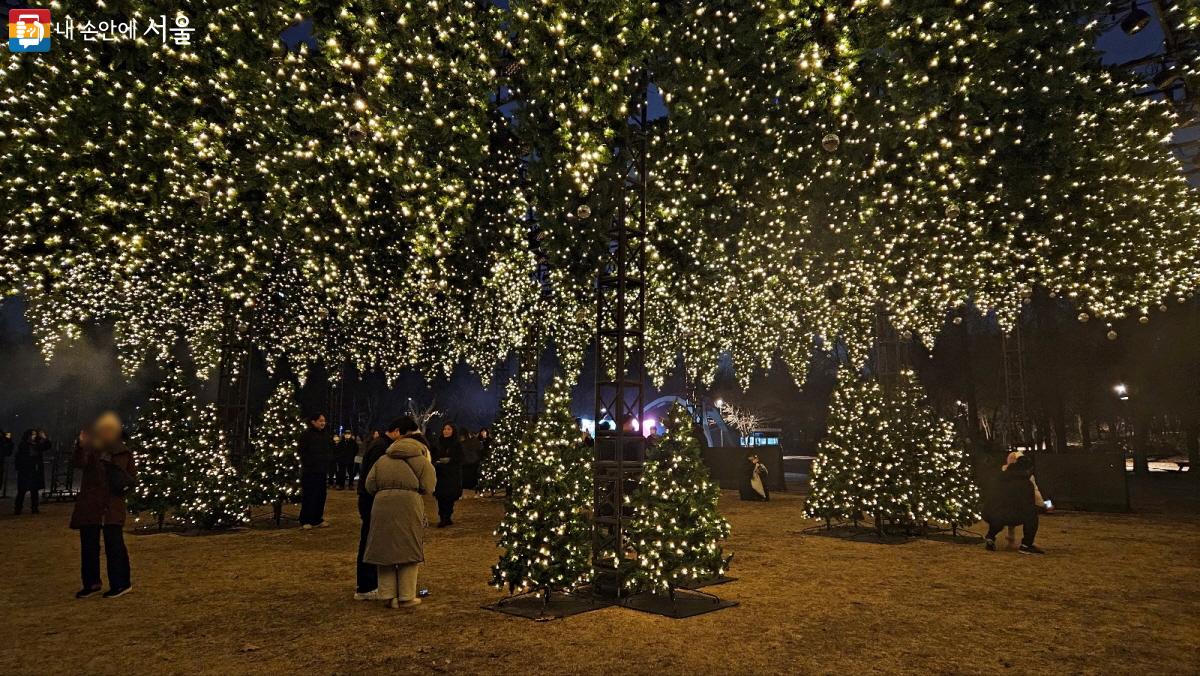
4, 0, 1198, 395
0, 0, 530, 383
491, 376, 592, 596
626, 403, 730, 594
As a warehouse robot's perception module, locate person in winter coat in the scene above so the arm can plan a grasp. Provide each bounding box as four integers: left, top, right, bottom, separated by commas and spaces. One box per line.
363, 423, 436, 609
297, 413, 334, 529
983, 451, 1045, 554
461, 429, 481, 495
431, 423, 464, 527
739, 453, 770, 501
14, 429, 46, 515
70, 412, 136, 599
0, 429, 12, 498
335, 430, 357, 490
354, 422, 404, 601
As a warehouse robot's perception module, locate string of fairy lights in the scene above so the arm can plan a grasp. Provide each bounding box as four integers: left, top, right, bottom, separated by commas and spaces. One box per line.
805, 368, 980, 528
3, 1, 1196, 389
0, 2, 1197, 549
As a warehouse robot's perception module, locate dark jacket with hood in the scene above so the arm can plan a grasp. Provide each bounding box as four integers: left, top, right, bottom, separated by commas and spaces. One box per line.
983, 454, 1036, 527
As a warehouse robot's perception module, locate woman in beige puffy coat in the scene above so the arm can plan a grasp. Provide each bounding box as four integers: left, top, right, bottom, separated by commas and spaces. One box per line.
363, 430, 436, 608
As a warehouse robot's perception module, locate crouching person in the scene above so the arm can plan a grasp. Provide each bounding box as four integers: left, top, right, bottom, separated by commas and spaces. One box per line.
983, 451, 1045, 555
363, 417, 436, 608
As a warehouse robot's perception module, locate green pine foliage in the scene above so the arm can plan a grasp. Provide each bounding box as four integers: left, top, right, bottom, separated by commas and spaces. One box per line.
626, 403, 731, 594
897, 376, 981, 527
128, 367, 198, 527
175, 404, 247, 530
243, 379, 304, 515
491, 376, 592, 595
478, 378, 528, 494
806, 367, 979, 529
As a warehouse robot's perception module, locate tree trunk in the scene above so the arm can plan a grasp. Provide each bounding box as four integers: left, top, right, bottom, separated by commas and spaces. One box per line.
1187, 423, 1199, 481
959, 317, 982, 447
1052, 393, 1068, 453
1131, 412, 1150, 475
272, 500, 283, 526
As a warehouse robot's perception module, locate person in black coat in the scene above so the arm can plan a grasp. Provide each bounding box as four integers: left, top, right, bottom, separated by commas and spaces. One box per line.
983, 452, 1044, 554
354, 420, 413, 600
297, 413, 334, 528
432, 423, 463, 527
14, 429, 47, 515
334, 430, 357, 490
460, 428, 481, 495
0, 428, 13, 497
739, 453, 770, 501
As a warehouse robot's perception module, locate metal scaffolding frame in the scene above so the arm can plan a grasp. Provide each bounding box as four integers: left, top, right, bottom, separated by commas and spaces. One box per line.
591, 68, 650, 599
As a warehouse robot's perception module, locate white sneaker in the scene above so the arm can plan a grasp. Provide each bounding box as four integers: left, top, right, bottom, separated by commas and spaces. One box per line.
316, 521, 330, 528
301, 524, 314, 530
354, 590, 380, 601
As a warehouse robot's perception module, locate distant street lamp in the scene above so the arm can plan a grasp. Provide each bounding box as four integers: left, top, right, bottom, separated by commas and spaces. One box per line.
1114, 383, 1129, 401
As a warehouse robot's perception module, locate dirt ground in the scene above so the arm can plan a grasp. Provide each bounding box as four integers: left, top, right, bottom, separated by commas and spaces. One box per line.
1, 489, 1198, 675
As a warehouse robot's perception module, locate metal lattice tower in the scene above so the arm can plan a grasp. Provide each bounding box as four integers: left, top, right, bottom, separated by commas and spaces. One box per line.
1002, 324, 1030, 450
591, 69, 650, 599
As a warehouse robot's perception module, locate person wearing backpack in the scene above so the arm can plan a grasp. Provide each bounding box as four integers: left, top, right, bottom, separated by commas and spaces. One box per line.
70, 412, 137, 599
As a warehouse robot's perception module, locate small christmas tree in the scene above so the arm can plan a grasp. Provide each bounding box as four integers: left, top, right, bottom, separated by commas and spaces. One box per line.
806, 366, 980, 532
896, 374, 980, 529
175, 404, 246, 530
491, 376, 592, 597
128, 367, 198, 530
243, 379, 304, 524
805, 366, 893, 525
626, 403, 731, 595
478, 378, 528, 495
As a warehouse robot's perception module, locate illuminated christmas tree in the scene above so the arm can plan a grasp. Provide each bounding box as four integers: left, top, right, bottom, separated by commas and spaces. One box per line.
625, 403, 730, 595
128, 366, 199, 530
806, 367, 979, 531
491, 376, 592, 596
478, 378, 529, 495
895, 374, 980, 529
175, 404, 246, 530
242, 379, 304, 524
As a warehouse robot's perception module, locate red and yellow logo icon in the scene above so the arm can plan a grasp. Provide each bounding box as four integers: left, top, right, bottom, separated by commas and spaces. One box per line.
9, 8, 51, 53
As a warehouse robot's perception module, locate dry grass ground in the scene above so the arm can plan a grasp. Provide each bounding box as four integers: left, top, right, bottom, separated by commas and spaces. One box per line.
1, 489, 1197, 675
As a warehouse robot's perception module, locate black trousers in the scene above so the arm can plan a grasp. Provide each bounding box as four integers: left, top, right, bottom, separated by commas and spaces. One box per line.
986, 513, 1039, 547
335, 460, 354, 488
356, 494, 376, 593
299, 473, 328, 525
79, 525, 130, 590
14, 487, 38, 513
462, 463, 479, 491
436, 495, 458, 523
